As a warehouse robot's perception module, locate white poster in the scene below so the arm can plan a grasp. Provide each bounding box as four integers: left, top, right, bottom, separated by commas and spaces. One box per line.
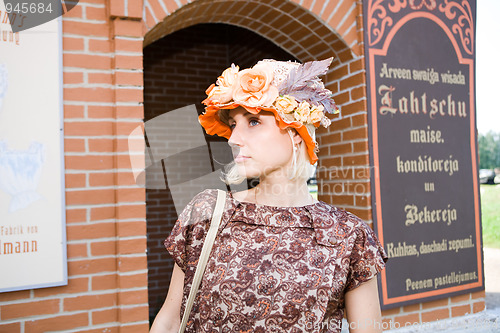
0, 6, 67, 292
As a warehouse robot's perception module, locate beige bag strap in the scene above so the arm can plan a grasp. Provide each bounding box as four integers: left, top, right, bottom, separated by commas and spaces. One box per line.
178, 189, 226, 333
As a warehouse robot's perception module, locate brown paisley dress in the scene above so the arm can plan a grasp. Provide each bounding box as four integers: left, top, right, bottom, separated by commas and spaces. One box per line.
164, 189, 388, 332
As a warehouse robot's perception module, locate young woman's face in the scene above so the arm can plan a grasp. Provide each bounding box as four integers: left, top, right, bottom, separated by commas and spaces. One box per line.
227, 107, 295, 178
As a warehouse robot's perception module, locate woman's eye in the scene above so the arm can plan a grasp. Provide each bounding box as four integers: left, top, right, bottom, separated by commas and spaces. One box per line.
229, 119, 259, 129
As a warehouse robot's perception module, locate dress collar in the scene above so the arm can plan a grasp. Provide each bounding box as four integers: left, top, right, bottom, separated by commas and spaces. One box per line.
225, 190, 325, 228
221, 190, 353, 247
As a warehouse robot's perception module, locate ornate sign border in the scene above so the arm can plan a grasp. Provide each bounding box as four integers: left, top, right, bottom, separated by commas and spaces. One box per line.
363, 0, 482, 307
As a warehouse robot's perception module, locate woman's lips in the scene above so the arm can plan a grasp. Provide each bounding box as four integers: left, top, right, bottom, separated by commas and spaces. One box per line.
234, 155, 249, 163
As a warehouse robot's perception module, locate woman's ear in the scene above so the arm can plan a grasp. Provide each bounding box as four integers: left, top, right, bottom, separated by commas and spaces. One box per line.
292, 130, 303, 145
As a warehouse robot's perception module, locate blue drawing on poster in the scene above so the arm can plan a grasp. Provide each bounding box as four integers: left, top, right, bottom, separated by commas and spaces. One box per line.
0, 141, 45, 212
0, 63, 7, 113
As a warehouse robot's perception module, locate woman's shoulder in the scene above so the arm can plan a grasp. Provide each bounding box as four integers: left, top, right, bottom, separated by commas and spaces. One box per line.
191, 188, 219, 202
311, 201, 377, 246
190, 187, 235, 212
175, 189, 219, 224
189, 187, 220, 207
312, 201, 367, 230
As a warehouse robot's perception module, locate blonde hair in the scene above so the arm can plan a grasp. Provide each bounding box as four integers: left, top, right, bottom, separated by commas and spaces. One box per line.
220, 127, 314, 185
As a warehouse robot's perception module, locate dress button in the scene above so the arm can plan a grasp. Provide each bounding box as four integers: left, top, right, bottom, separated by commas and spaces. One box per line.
329, 237, 337, 245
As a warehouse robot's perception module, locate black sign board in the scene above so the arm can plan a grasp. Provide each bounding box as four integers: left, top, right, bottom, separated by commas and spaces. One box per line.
362, 0, 483, 309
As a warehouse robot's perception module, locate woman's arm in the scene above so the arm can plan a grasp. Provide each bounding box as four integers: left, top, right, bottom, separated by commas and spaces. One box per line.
150, 263, 185, 333
344, 277, 383, 333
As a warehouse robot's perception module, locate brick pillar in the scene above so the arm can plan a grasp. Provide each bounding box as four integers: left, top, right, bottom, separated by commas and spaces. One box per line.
109, 0, 149, 331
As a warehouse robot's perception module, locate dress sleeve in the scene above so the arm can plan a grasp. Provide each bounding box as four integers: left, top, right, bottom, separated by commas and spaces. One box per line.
163, 189, 215, 272
345, 219, 388, 291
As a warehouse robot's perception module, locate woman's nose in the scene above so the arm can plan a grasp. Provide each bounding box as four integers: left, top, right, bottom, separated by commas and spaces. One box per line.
228, 126, 246, 157
228, 126, 243, 147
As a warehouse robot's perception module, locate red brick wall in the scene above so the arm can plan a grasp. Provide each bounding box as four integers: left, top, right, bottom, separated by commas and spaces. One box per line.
0, 0, 149, 331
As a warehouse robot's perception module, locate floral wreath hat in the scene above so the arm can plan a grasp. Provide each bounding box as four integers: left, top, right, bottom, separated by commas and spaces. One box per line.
198, 58, 339, 165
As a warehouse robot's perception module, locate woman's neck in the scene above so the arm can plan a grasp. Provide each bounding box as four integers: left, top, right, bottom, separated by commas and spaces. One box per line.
251, 179, 315, 207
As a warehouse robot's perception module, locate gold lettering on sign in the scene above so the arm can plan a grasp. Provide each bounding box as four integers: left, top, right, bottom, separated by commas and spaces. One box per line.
412, 68, 439, 85
410, 126, 444, 143
405, 270, 478, 292
378, 85, 398, 115
434, 271, 478, 288
396, 155, 459, 175
448, 235, 474, 252
378, 86, 467, 118
0, 240, 38, 255
404, 204, 457, 226
420, 239, 448, 254
386, 242, 419, 258
378, 63, 465, 85
406, 277, 433, 291
441, 70, 466, 85
380, 63, 412, 79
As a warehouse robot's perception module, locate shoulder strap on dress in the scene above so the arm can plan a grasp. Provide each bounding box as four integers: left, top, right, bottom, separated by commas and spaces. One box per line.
178, 189, 226, 333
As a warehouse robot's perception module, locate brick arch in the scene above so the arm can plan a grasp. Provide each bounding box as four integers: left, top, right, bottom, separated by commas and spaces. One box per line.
140, 0, 372, 219
142, 0, 361, 64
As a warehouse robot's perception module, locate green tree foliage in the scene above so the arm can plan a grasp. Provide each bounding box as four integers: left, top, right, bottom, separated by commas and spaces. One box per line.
478, 131, 500, 169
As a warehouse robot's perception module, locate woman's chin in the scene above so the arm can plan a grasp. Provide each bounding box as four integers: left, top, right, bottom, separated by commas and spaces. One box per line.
235, 164, 261, 179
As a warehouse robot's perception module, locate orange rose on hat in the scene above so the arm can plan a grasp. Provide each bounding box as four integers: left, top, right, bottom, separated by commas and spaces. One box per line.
206, 64, 239, 104
308, 104, 325, 125
232, 63, 279, 107
274, 95, 298, 114
294, 101, 311, 123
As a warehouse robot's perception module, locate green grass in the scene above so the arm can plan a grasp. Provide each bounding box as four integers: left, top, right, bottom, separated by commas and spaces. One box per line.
481, 184, 500, 248
308, 184, 318, 200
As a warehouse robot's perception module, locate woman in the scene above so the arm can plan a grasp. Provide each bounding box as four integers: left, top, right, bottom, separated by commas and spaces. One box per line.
150, 58, 388, 332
